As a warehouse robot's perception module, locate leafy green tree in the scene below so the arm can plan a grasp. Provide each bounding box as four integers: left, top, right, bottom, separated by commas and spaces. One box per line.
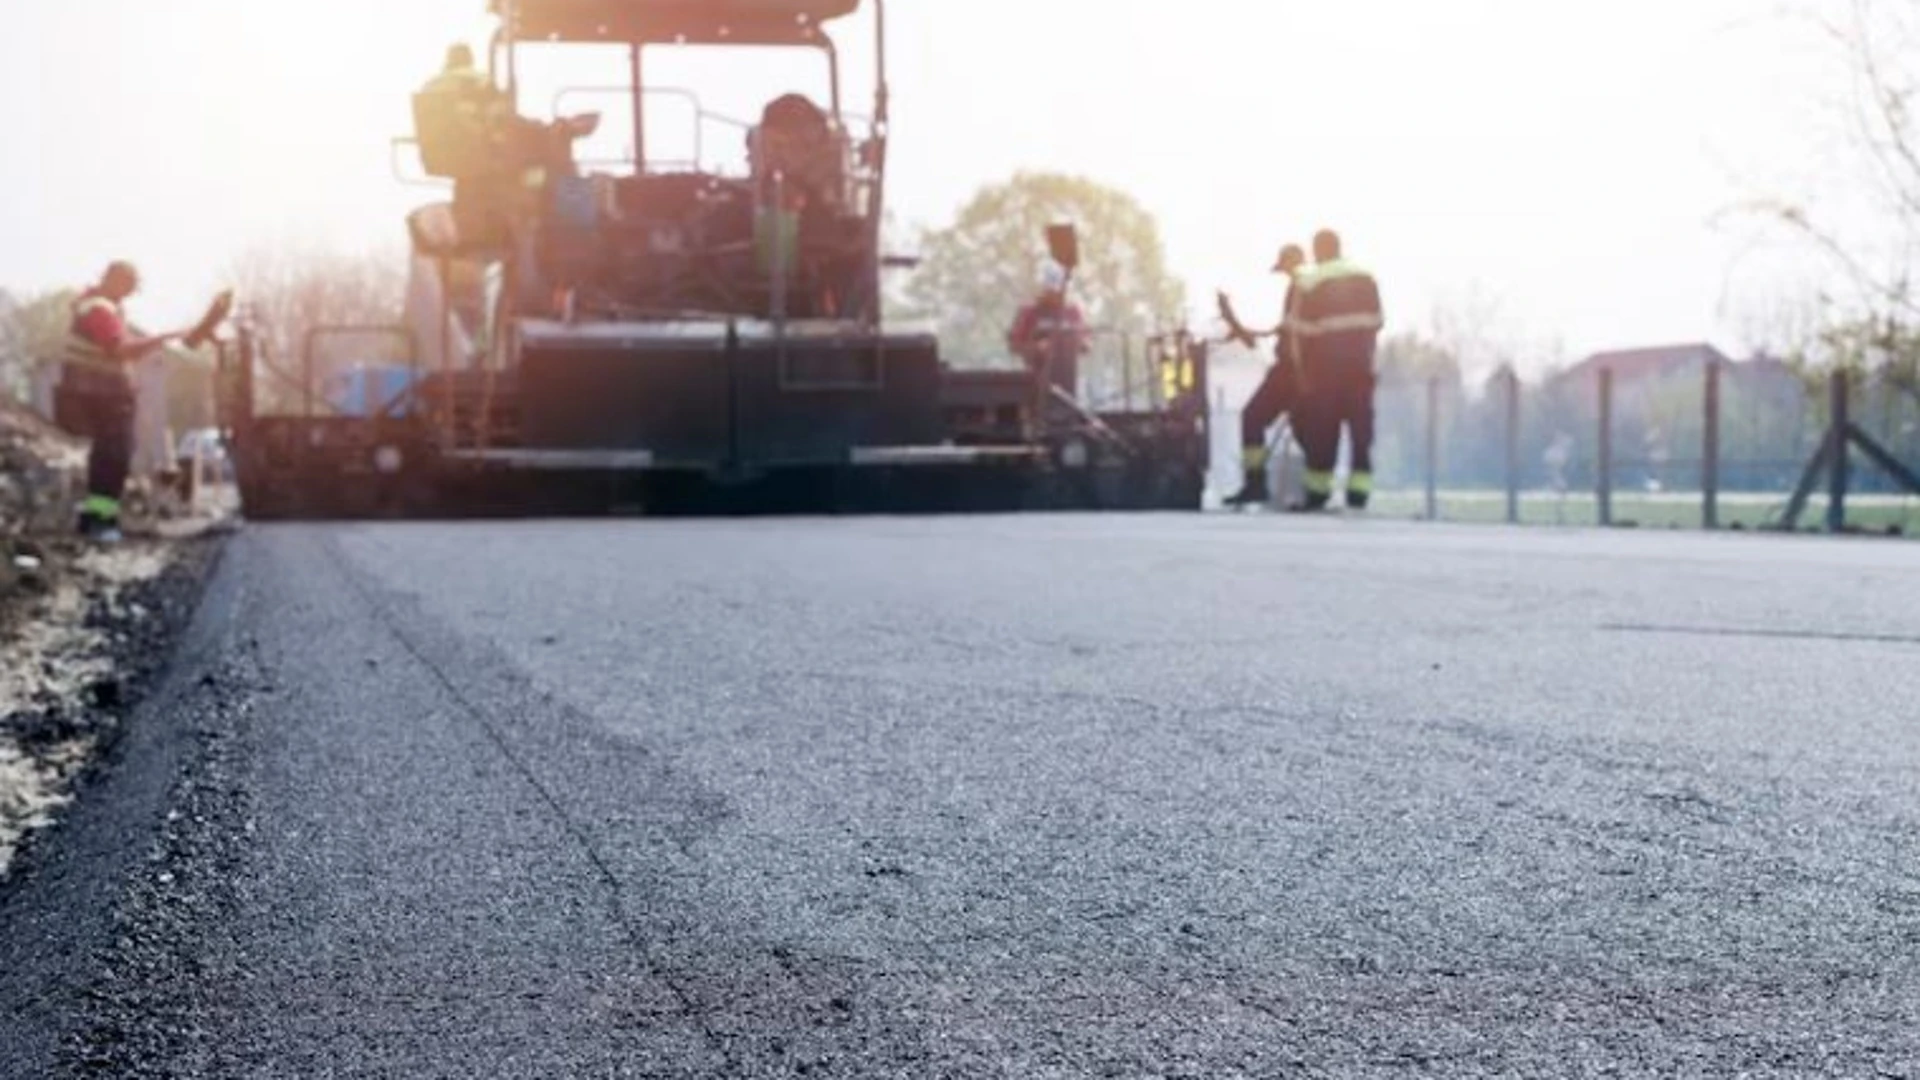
904, 172, 1186, 400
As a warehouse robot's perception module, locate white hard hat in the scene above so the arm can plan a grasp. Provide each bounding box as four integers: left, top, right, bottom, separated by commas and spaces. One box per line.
1039, 261, 1067, 292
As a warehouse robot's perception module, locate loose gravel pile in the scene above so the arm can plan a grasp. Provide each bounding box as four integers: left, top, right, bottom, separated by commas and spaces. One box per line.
0, 397, 85, 540
0, 535, 220, 878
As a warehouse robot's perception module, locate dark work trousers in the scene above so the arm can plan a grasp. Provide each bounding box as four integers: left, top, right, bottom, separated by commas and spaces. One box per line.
1292, 353, 1375, 482
1240, 355, 1302, 450
1027, 336, 1079, 399
56, 365, 137, 524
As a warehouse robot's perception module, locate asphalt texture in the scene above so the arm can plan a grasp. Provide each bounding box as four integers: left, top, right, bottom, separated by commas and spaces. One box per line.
5, 515, 1920, 1077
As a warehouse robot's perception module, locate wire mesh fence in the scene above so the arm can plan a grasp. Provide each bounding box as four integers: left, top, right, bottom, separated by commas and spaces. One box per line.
1212, 355, 1920, 534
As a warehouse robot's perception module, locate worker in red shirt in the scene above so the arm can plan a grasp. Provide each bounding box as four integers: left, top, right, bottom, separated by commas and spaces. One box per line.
59, 261, 177, 540
1007, 261, 1089, 399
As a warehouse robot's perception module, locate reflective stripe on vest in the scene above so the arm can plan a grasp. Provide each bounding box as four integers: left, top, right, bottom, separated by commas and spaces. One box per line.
1159, 356, 1194, 401
82, 494, 122, 519
65, 296, 124, 374
424, 68, 491, 96
1296, 312, 1385, 337
1294, 257, 1375, 292
1292, 259, 1382, 341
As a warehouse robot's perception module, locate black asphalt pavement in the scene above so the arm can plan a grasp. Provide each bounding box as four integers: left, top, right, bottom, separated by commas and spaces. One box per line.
7, 515, 1920, 1077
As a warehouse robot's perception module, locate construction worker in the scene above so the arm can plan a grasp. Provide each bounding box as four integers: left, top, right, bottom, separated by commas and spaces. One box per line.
60, 262, 177, 541
415, 44, 510, 167
1223, 242, 1310, 507
418, 44, 598, 243
421, 43, 598, 176
1287, 228, 1384, 510
421, 44, 501, 120
749, 93, 837, 314
1007, 261, 1090, 399
426, 43, 481, 88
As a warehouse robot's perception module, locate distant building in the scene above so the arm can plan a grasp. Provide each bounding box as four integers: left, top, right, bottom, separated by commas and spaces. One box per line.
1561, 341, 1801, 393
1560, 342, 1732, 386
1560, 341, 1813, 489
1561, 342, 1805, 410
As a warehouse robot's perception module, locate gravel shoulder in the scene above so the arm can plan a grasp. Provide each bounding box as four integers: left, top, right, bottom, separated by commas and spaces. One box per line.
1, 394, 234, 878
0, 530, 224, 1074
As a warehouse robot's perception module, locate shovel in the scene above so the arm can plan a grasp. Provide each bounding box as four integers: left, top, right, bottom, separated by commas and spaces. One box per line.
180, 290, 236, 350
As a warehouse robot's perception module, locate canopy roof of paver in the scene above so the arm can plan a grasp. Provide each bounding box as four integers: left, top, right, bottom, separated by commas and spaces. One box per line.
490, 0, 861, 44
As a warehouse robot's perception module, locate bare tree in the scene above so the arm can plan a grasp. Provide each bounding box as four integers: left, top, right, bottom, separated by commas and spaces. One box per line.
1423, 284, 1564, 389
1740, 1, 1920, 326
1724, 285, 1826, 364
226, 241, 409, 412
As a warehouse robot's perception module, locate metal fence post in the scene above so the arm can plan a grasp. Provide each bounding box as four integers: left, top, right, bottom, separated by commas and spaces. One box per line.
1505, 368, 1521, 524
1827, 369, 1849, 532
1597, 367, 1613, 527
1703, 356, 1720, 529
1425, 374, 1440, 521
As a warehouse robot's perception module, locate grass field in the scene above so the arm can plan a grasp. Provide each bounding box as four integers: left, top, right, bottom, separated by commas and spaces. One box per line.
1357, 489, 1920, 534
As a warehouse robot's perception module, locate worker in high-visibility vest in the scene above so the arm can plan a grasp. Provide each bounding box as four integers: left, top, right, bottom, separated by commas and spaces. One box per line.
59, 262, 178, 541
416, 43, 597, 251
1287, 228, 1384, 510
421, 44, 497, 106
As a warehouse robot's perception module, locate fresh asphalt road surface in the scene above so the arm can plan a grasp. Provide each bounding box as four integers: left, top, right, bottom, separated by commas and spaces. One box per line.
8, 515, 1920, 1076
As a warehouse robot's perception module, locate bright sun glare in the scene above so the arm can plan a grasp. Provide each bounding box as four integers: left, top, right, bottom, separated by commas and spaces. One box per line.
0, 0, 1864, 356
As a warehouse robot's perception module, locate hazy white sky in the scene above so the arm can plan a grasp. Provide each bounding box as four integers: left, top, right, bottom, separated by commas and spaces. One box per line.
0, 1, 1880, 369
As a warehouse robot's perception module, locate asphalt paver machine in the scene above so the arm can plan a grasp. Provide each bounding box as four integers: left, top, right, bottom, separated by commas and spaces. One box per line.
221, 0, 1212, 518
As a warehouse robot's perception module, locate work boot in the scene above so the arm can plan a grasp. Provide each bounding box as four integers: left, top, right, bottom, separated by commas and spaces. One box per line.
1223, 469, 1269, 509
1347, 472, 1373, 511
77, 513, 123, 543
1225, 447, 1271, 509
1284, 492, 1331, 514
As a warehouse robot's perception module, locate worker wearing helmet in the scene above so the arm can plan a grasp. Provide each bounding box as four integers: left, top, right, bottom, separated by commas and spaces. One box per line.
1007, 260, 1090, 399
422, 44, 598, 175
58, 262, 178, 541
1287, 228, 1384, 511
418, 44, 511, 158
1223, 242, 1311, 508
424, 44, 490, 95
